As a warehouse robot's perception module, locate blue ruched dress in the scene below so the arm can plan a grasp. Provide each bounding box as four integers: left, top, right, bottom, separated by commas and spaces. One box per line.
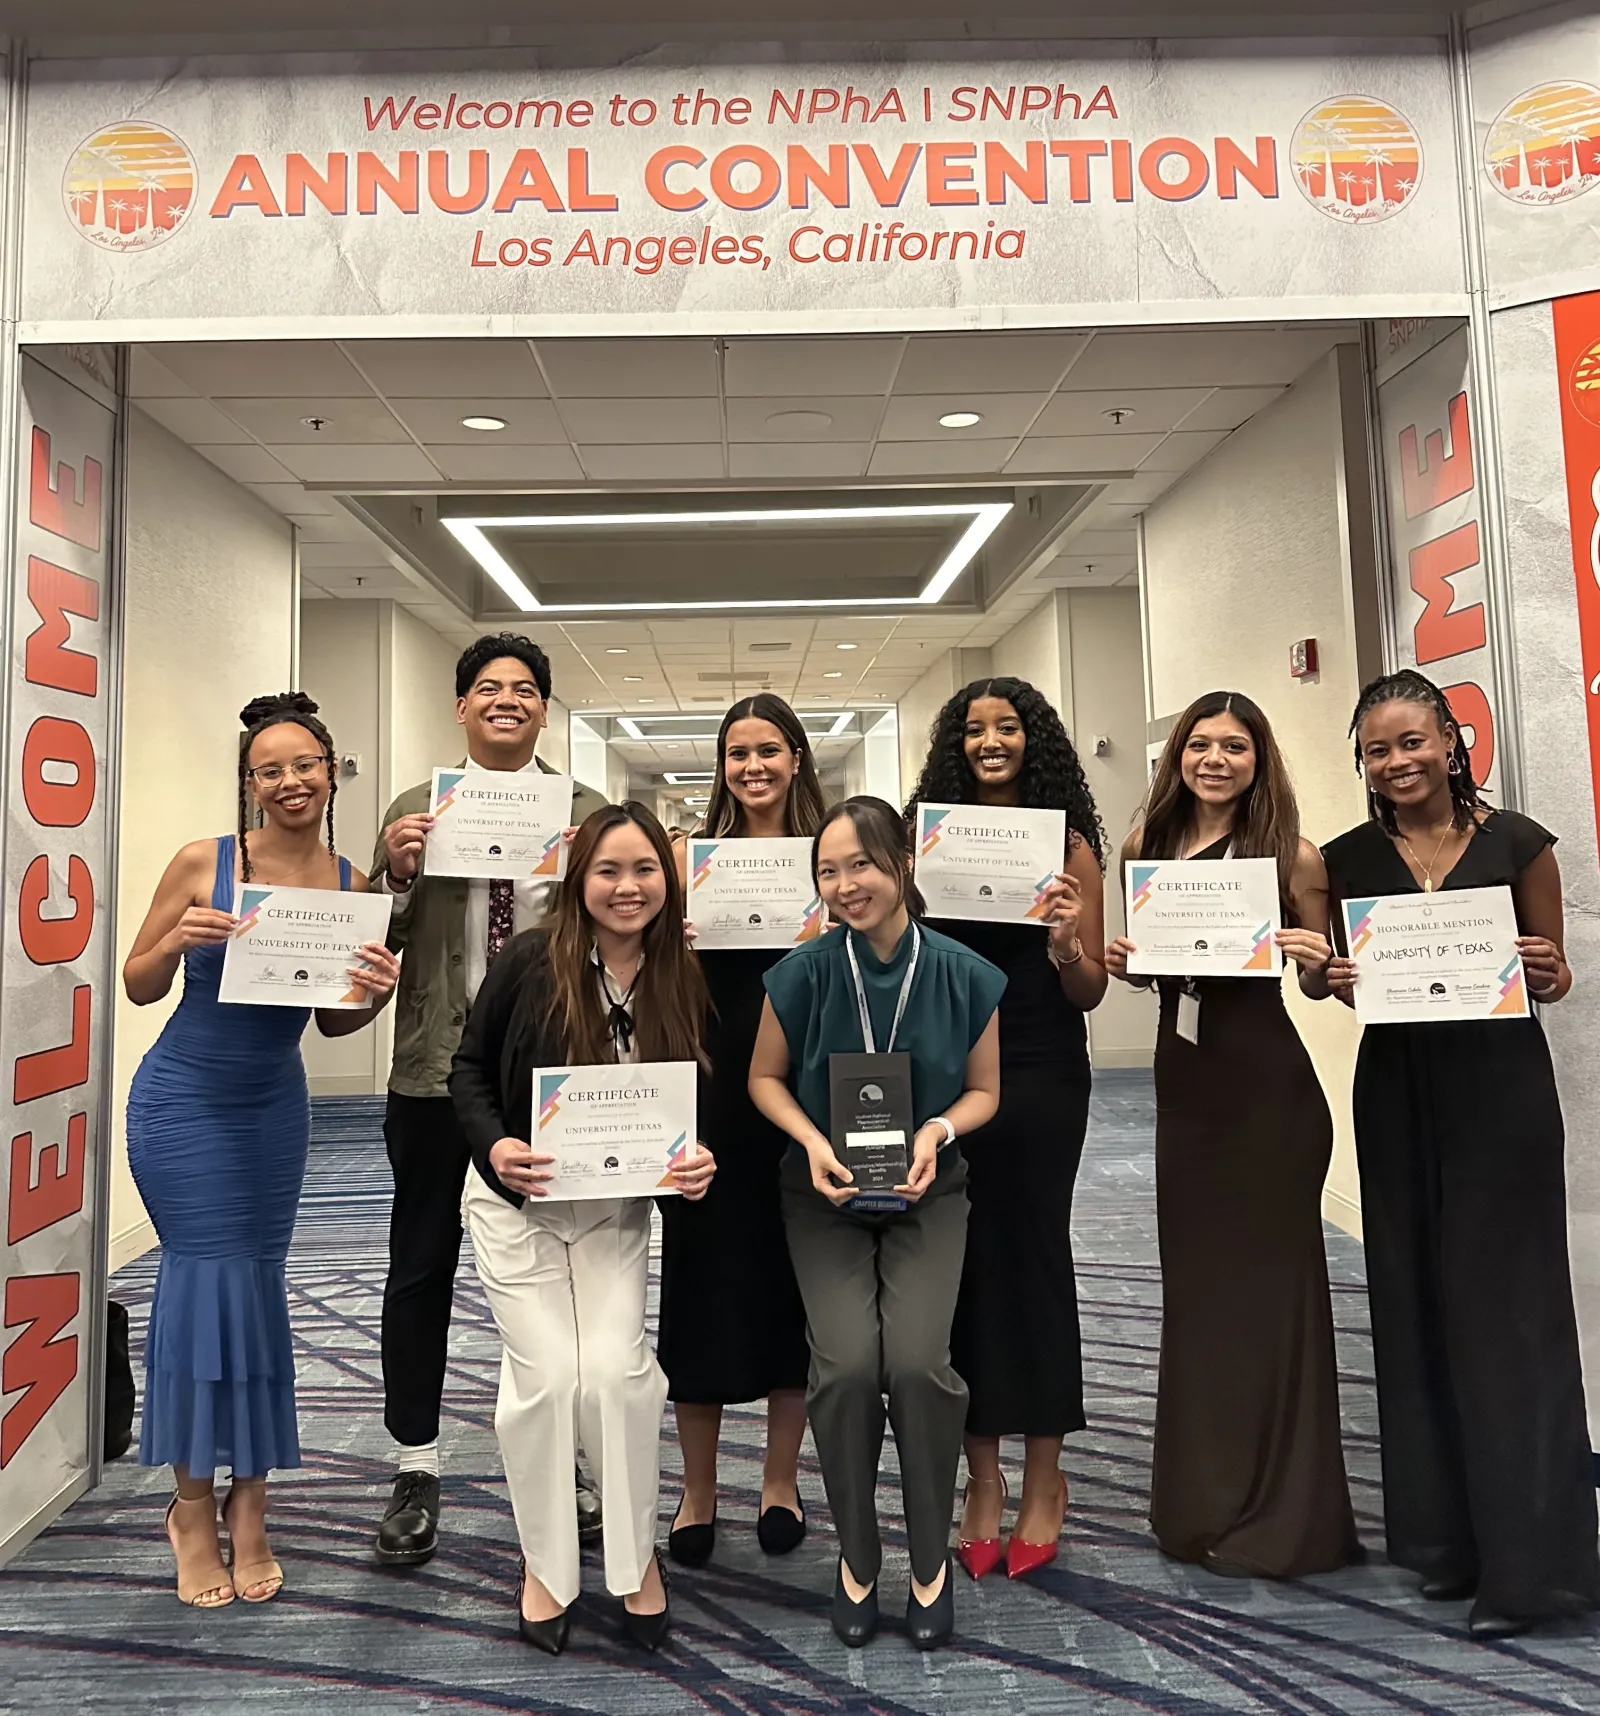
127, 834, 351, 1478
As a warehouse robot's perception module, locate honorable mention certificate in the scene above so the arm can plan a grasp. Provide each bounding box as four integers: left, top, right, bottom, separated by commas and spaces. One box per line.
914, 803, 1068, 924
687, 837, 822, 950
1125, 857, 1283, 977
534, 1061, 698, 1201
1342, 885, 1529, 1025
219, 886, 394, 1008
426, 767, 573, 881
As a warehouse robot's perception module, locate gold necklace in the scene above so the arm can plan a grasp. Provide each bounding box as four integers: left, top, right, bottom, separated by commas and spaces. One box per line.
1398, 824, 1454, 892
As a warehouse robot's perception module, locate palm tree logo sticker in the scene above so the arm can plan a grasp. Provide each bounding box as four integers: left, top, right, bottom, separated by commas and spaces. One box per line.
1567, 337, 1600, 430
62, 119, 196, 252
1291, 96, 1423, 224
1483, 82, 1600, 207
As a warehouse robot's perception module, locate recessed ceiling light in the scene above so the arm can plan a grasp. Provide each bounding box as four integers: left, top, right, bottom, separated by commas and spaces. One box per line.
765, 409, 834, 431
938, 410, 983, 429
823, 671, 843, 679
606, 647, 628, 655
460, 414, 508, 432
622, 675, 643, 682
637, 697, 655, 704
836, 642, 858, 651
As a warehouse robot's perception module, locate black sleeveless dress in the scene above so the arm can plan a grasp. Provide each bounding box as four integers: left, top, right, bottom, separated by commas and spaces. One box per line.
1323, 810, 1600, 1623
656, 947, 810, 1404
1148, 837, 1359, 1577
939, 916, 1090, 1437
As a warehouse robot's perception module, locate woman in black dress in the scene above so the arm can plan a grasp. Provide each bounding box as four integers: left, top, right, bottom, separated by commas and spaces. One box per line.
1322, 669, 1600, 1640
906, 677, 1108, 1580
1106, 690, 1359, 1579
660, 694, 825, 1565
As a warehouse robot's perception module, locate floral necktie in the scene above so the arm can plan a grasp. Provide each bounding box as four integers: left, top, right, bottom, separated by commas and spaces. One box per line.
486, 879, 515, 969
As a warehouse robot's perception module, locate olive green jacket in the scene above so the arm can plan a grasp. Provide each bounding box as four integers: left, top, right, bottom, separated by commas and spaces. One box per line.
370, 758, 609, 1099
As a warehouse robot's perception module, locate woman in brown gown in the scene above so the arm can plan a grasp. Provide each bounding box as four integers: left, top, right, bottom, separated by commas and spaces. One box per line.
1107, 690, 1359, 1578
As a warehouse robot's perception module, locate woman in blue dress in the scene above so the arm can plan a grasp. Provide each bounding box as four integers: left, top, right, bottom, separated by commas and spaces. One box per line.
123, 692, 399, 1608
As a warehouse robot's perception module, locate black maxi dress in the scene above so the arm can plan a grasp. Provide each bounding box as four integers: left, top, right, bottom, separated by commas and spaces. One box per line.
1323, 810, 1600, 1624
656, 948, 811, 1404
941, 917, 1090, 1437
1148, 838, 1359, 1577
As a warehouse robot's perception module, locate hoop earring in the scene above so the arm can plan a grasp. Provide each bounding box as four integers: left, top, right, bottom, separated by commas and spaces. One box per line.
1448, 753, 1464, 777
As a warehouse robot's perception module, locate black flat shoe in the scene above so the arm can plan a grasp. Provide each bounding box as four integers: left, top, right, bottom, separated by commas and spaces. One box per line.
831, 1559, 879, 1648
575, 1465, 603, 1542
621, 1548, 671, 1652
1469, 1610, 1534, 1642
756, 1498, 806, 1556
667, 1499, 716, 1567
906, 1555, 955, 1651
1421, 1574, 1478, 1602
376, 1472, 440, 1566
515, 1558, 570, 1655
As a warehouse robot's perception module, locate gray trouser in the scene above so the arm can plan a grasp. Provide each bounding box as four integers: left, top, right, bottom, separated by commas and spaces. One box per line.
782, 1177, 970, 1585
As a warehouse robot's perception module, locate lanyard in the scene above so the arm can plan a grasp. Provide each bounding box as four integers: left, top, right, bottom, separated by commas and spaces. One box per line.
845, 923, 920, 1055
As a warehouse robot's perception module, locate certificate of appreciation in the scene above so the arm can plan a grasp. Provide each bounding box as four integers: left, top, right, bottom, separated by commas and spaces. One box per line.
219, 886, 394, 1008
535, 1061, 698, 1201
1342, 885, 1529, 1025
687, 838, 822, 950
914, 803, 1067, 924
1125, 857, 1283, 977
426, 767, 573, 881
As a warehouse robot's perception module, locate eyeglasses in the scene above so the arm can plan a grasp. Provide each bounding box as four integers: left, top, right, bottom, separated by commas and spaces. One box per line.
248, 756, 328, 787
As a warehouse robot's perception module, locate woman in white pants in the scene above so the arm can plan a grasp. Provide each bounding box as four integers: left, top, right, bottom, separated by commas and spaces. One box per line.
450, 802, 716, 1654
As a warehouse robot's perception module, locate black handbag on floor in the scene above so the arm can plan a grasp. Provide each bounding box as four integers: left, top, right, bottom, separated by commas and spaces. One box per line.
104, 1300, 134, 1462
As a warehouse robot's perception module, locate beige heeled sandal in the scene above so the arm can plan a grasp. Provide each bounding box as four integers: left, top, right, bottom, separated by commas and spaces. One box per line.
165, 1493, 235, 1608
221, 1481, 284, 1603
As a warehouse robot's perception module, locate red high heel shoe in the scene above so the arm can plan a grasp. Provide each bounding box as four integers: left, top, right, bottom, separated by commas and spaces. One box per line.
957, 1473, 1007, 1580
1006, 1471, 1068, 1580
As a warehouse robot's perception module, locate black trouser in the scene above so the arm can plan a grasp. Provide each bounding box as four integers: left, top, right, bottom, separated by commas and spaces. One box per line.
382, 1092, 473, 1447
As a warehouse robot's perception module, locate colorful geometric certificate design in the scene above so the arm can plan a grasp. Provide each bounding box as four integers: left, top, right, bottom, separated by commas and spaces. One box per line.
219, 883, 393, 1008
533, 1061, 698, 1200
1340, 884, 1529, 1025
426, 766, 572, 881
913, 802, 1067, 925
1124, 856, 1283, 977
687, 837, 821, 949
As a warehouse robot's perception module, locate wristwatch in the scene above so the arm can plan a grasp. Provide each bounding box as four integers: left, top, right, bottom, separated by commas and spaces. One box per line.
929, 1115, 957, 1147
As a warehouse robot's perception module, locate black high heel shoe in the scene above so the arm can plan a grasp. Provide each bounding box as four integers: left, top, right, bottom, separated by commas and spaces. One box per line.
906, 1554, 955, 1651
756, 1496, 806, 1556
831, 1558, 879, 1648
667, 1498, 716, 1567
621, 1548, 671, 1652
515, 1557, 570, 1655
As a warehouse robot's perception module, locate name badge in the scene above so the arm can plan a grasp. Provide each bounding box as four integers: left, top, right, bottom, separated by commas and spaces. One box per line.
1177, 988, 1201, 1045
829, 1051, 912, 1209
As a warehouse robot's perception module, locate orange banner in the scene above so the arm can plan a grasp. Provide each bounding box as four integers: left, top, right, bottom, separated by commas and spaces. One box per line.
1551, 292, 1600, 861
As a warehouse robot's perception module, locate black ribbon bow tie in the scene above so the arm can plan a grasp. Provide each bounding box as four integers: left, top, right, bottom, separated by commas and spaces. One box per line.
606, 1000, 635, 1053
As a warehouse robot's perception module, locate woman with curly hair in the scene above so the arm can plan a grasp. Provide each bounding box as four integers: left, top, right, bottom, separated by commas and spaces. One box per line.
905, 676, 1107, 1580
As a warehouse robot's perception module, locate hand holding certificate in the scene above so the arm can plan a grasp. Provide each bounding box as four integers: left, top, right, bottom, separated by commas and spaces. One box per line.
914, 803, 1069, 924
1124, 857, 1284, 977
687, 837, 822, 949
219, 886, 394, 1007
533, 1061, 702, 1200
1340, 885, 1530, 1024
426, 767, 574, 881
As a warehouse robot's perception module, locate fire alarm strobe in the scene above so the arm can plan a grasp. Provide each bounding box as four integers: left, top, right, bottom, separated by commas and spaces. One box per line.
1289, 639, 1319, 678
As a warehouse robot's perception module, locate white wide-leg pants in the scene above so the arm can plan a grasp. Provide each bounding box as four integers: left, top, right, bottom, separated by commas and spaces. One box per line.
463, 1171, 667, 1608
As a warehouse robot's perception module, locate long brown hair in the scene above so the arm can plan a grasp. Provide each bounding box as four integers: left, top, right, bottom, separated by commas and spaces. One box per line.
543, 802, 709, 1069
699, 694, 827, 838
1139, 691, 1301, 899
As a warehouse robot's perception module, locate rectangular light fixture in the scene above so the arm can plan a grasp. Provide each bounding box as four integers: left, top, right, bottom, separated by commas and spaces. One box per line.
441, 501, 1012, 614
664, 772, 716, 784
618, 711, 854, 741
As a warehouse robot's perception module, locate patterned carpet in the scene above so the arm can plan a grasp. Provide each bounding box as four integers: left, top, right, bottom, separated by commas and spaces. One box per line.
0, 1071, 1596, 1714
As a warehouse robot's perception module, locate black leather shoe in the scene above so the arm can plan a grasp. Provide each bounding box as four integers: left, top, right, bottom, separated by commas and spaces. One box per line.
667, 1499, 716, 1567
907, 1555, 955, 1651
831, 1559, 879, 1648
1469, 1610, 1534, 1642
621, 1548, 671, 1651
757, 1498, 806, 1556
576, 1466, 602, 1542
376, 1471, 440, 1565
1421, 1574, 1478, 1602
516, 1558, 570, 1655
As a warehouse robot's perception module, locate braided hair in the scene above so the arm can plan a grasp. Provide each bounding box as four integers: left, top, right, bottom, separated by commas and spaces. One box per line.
904, 676, 1106, 866
1348, 669, 1486, 833
237, 691, 338, 882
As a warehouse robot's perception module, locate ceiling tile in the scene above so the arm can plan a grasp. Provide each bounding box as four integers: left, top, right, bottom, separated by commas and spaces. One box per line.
1004, 434, 1164, 474
725, 336, 904, 398
578, 444, 726, 480
895, 332, 1090, 394
1064, 328, 1345, 392
1176, 385, 1288, 431
537, 338, 718, 398
429, 444, 585, 481
728, 443, 870, 479
195, 443, 297, 483
346, 338, 548, 399
387, 397, 570, 445
1137, 429, 1232, 472
129, 347, 194, 398
153, 341, 375, 398
264, 443, 442, 482
866, 439, 1013, 476
724, 395, 883, 442
135, 396, 254, 443
242, 482, 310, 514
877, 392, 1046, 442
299, 542, 400, 570
1030, 388, 1212, 437
562, 397, 722, 444
216, 396, 412, 444
1110, 469, 1185, 505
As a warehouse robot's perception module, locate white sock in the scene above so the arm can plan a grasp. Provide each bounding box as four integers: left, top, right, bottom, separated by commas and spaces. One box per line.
396, 1440, 439, 1478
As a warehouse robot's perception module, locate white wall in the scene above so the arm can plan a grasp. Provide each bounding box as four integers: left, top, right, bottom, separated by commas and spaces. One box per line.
541, 694, 572, 774
897, 654, 959, 800
113, 410, 295, 1267
1142, 348, 1370, 1234
991, 594, 1066, 703
606, 748, 630, 806
570, 715, 608, 798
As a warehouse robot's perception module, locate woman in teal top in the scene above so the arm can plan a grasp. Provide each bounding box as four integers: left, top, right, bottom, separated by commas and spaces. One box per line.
750, 796, 1004, 1652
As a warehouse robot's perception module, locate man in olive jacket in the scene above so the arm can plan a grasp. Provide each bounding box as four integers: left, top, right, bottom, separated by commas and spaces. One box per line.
370, 632, 608, 1565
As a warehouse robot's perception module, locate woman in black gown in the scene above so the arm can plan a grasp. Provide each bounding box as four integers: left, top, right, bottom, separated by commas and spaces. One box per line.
905, 677, 1108, 1580
659, 694, 824, 1564
1322, 670, 1600, 1641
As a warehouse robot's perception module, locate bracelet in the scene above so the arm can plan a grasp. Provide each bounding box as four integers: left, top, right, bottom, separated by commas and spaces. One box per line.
1048, 939, 1083, 970
929, 1115, 957, 1147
